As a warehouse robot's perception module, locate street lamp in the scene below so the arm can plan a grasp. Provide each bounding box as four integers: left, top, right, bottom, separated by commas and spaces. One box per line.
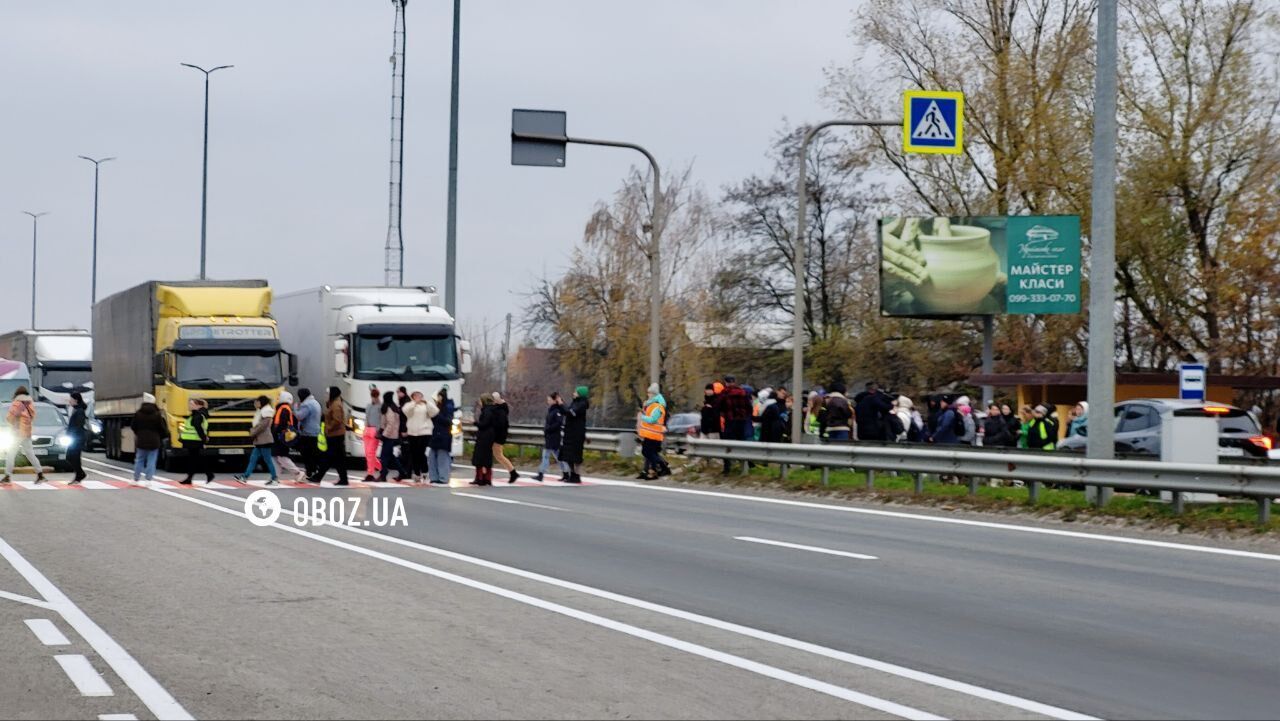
181, 62, 233, 280
510, 109, 664, 388
78, 155, 115, 307
789, 120, 897, 444
21, 211, 49, 328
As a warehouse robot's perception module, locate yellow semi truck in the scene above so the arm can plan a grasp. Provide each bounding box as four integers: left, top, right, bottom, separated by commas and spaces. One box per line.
92, 280, 297, 465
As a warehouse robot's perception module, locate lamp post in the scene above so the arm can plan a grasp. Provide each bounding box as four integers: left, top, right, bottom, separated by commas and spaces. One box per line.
22, 211, 48, 328
78, 155, 115, 307
181, 62, 233, 280
789, 120, 898, 444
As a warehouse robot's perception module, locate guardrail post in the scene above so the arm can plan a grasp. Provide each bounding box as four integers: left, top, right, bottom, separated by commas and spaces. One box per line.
1171, 491, 1184, 515
866, 469, 875, 490
1259, 498, 1272, 525
968, 476, 979, 496
913, 472, 924, 494
780, 463, 788, 481
1029, 481, 1041, 504
821, 467, 829, 487
741, 457, 750, 476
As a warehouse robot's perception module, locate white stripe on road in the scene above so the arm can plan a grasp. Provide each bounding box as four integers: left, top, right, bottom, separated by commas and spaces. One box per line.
100, 715, 139, 720
54, 654, 113, 696
142, 483, 943, 721
0, 590, 54, 609
0, 533, 193, 720
735, 536, 878, 560
25, 618, 71, 645
81, 481, 119, 490
581, 474, 1280, 563
86, 455, 1096, 720
451, 492, 567, 511
15, 481, 57, 490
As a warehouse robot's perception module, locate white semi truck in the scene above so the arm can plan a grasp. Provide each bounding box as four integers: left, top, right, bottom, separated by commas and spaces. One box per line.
275, 286, 472, 458
0, 330, 94, 409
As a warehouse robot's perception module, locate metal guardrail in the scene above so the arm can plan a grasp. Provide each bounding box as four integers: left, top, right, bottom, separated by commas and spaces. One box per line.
463, 424, 637, 457
685, 438, 1280, 523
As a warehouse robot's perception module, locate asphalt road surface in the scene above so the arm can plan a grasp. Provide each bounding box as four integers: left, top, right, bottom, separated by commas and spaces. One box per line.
0, 452, 1276, 720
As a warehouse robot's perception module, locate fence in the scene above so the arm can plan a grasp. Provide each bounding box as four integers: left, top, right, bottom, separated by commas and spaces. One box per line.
461, 425, 1279, 523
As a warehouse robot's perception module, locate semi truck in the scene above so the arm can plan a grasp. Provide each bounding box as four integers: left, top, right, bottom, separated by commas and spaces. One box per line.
0, 358, 31, 403
92, 280, 297, 463
275, 286, 471, 458
0, 329, 94, 410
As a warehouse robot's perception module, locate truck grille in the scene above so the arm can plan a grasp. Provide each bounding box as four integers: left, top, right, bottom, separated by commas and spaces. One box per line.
207, 435, 252, 447
208, 421, 252, 434
205, 398, 258, 413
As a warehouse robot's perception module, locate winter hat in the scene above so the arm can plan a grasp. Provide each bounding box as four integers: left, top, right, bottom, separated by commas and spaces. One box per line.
491, 391, 503, 402
897, 395, 913, 410
1035, 404, 1049, 414
575, 385, 590, 399
142, 392, 156, 404
278, 391, 293, 405
1076, 401, 1089, 415
956, 395, 971, 408
758, 388, 772, 401
648, 383, 660, 395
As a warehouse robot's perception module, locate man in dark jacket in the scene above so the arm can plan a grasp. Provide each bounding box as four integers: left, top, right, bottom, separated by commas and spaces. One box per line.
716, 375, 754, 473
537, 392, 568, 482
853, 381, 895, 442
818, 383, 854, 441
130, 395, 166, 483
759, 391, 785, 443
929, 396, 963, 444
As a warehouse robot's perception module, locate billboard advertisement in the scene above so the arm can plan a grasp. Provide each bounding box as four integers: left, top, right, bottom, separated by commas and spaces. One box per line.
878, 215, 1081, 317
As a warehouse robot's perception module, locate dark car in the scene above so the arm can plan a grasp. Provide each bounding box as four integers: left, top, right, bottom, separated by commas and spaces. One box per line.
1057, 399, 1271, 459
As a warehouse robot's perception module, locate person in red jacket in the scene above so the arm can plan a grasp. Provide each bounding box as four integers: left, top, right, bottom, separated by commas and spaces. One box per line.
716, 375, 754, 474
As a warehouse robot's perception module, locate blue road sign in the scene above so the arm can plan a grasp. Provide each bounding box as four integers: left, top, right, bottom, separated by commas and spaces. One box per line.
1179, 363, 1206, 401
903, 90, 964, 155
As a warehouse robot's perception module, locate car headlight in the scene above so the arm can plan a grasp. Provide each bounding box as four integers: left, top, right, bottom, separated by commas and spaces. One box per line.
352, 418, 366, 434
89, 419, 103, 434
56, 434, 72, 449
451, 418, 462, 436
0, 430, 12, 450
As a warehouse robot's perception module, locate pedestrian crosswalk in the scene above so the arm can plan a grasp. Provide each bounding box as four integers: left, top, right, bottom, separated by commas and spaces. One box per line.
0, 476, 593, 491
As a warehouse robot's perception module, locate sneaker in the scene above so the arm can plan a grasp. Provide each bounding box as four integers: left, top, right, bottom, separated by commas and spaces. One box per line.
0, 476, 9, 485
34, 475, 46, 484
266, 479, 279, 486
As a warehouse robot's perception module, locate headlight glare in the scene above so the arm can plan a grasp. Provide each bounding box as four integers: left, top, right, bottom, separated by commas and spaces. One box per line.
57, 434, 72, 449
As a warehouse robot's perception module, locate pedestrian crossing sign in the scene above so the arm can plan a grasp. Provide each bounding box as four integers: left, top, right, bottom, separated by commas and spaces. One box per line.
903, 90, 964, 155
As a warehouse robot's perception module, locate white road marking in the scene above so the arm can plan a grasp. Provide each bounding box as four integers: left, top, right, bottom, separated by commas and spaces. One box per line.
81, 481, 119, 490
0, 589, 55, 609
25, 618, 70, 645
144, 484, 944, 721
451, 492, 567, 511
15, 481, 58, 490
100, 715, 139, 720
735, 536, 878, 560
55, 654, 113, 696
580, 473, 1280, 563
0, 533, 193, 720
151, 479, 1093, 721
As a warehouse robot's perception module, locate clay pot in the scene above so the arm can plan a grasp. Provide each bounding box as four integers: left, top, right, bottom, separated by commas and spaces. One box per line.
914, 224, 999, 313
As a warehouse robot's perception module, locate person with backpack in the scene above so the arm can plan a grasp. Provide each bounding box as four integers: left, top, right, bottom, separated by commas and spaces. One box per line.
271, 391, 305, 482
179, 398, 215, 485
2, 387, 44, 484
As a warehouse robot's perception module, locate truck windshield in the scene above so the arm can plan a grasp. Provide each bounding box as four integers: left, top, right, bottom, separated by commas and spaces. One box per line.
41, 366, 92, 392
354, 335, 458, 381
176, 353, 283, 389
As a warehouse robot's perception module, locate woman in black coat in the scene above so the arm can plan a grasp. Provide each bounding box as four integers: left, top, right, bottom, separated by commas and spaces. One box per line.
470, 396, 496, 486
65, 392, 88, 483
983, 403, 1014, 447
559, 386, 590, 484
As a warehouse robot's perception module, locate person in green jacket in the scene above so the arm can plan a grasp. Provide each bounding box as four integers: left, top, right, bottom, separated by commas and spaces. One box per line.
1016, 405, 1034, 449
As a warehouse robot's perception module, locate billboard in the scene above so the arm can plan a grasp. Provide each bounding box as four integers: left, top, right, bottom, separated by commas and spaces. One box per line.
878, 215, 1081, 317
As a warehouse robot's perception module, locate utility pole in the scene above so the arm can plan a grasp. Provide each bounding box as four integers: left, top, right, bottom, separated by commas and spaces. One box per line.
384, 0, 407, 286
22, 211, 48, 328
181, 62, 233, 280
1086, 0, 1119, 505
499, 312, 512, 394
78, 156, 115, 308
444, 0, 461, 315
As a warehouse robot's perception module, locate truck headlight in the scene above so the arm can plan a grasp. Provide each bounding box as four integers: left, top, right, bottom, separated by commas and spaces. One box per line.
89, 419, 103, 434
352, 418, 366, 435
57, 434, 73, 449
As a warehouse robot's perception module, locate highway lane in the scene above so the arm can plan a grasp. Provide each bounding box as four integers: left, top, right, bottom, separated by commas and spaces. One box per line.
6, 453, 1278, 719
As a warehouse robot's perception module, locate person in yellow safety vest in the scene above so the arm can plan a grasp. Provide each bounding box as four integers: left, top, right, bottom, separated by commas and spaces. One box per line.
637, 382, 672, 481
178, 398, 215, 485
1026, 405, 1058, 451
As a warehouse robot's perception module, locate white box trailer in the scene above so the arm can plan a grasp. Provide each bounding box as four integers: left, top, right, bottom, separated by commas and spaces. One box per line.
274, 286, 471, 458
0, 330, 93, 409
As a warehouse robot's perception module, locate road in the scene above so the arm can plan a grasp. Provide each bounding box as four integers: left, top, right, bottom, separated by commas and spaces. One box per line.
0, 453, 1277, 720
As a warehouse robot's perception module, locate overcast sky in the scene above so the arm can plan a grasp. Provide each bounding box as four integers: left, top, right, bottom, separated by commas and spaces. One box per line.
2, 0, 859, 341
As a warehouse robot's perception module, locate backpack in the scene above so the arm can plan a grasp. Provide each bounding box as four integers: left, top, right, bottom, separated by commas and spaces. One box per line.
952, 410, 966, 437
274, 405, 298, 445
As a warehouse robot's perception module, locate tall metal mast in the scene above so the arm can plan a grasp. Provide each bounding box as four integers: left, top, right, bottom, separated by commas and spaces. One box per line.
384, 0, 407, 286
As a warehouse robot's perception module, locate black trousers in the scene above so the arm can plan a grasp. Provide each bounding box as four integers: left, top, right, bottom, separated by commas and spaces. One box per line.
182, 440, 213, 481
408, 436, 429, 478
66, 431, 85, 479
311, 438, 348, 483
641, 438, 669, 475
298, 435, 319, 477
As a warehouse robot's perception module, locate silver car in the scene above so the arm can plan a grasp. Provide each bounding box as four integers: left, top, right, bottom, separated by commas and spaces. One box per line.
0, 401, 72, 471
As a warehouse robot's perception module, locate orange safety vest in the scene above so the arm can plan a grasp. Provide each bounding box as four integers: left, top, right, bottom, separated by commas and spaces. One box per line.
638, 401, 667, 441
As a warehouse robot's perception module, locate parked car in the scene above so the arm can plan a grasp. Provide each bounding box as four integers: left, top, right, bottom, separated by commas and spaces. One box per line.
1057, 399, 1272, 459
664, 412, 701, 453
0, 401, 72, 471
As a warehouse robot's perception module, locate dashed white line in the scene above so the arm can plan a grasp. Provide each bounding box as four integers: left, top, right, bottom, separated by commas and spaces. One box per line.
25, 618, 70, 646
99, 715, 139, 720
55, 654, 113, 696
451, 492, 567, 511
735, 536, 879, 560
